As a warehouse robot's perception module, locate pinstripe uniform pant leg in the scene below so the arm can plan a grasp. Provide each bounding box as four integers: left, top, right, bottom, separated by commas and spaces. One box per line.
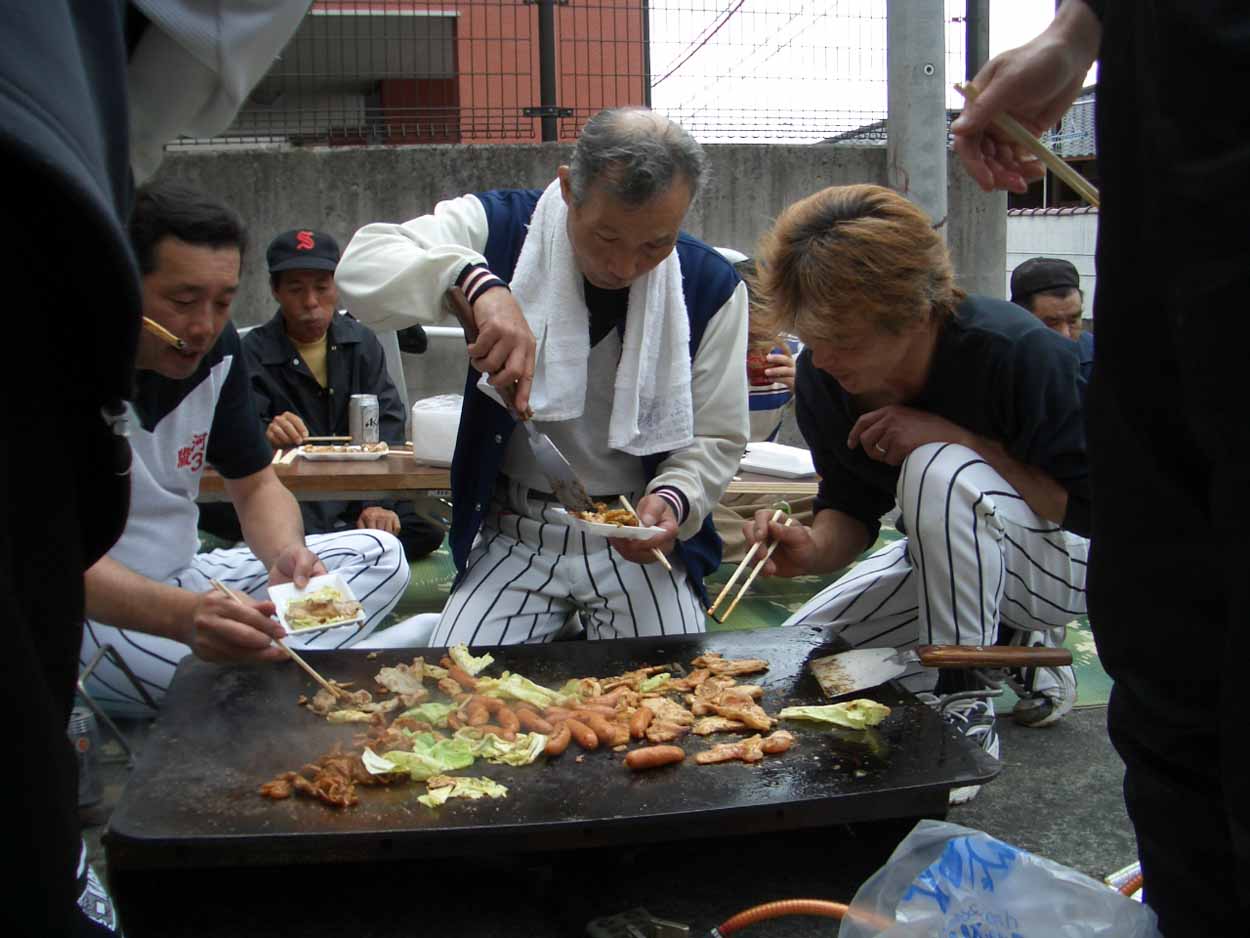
783, 443, 1088, 693
79, 530, 409, 715
431, 481, 706, 647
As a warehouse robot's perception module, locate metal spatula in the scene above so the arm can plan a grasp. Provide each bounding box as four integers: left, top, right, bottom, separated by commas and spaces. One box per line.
810, 644, 1073, 699
446, 288, 596, 512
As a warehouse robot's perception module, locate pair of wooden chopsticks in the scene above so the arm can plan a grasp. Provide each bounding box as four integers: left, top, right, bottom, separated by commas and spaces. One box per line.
303, 435, 351, 443
142, 316, 185, 350
706, 508, 795, 624
209, 579, 345, 699
953, 82, 1100, 209
617, 495, 673, 572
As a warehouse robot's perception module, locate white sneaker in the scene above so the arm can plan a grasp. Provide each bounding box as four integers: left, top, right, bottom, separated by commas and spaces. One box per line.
941, 698, 1000, 805
1012, 662, 1077, 727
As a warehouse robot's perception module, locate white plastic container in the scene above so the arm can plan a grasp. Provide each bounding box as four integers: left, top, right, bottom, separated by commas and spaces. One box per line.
409, 394, 463, 467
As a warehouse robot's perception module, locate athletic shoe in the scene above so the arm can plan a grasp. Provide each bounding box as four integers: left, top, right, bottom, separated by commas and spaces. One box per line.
1010, 654, 1078, 728
941, 697, 1000, 805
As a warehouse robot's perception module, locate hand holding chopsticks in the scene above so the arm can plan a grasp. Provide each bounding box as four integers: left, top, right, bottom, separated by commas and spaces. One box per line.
707, 508, 796, 624
617, 495, 673, 572
953, 82, 1100, 209
208, 579, 345, 699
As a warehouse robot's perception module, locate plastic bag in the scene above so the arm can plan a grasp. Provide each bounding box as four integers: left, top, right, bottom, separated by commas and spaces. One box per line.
839, 820, 1160, 938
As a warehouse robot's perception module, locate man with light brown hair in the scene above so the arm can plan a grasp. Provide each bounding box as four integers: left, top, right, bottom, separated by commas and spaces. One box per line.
743, 184, 1090, 801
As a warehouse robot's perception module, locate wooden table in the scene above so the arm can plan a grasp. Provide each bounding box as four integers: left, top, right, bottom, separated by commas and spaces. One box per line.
199, 458, 814, 504
724, 470, 818, 497
199, 453, 451, 503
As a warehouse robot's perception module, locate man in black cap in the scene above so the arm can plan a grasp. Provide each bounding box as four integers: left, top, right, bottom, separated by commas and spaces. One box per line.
239, 228, 443, 562
1010, 256, 1094, 380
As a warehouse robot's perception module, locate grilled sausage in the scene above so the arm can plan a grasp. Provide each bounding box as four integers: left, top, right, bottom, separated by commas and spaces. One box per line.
574, 710, 617, 742
544, 723, 572, 756
447, 665, 478, 691
564, 718, 599, 750
629, 706, 654, 740
517, 708, 554, 734
495, 705, 521, 734
465, 699, 490, 726
625, 745, 685, 771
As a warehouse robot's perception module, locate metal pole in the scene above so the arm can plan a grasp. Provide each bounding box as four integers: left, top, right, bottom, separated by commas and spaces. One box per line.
538, 0, 558, 142
886, 0, 947, 231
642, 0, 652, 108
965, 0, 990, 81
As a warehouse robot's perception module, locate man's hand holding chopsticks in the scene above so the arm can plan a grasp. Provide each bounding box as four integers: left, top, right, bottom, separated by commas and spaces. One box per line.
189, 590, 288, 664
742, 510, 819, 578
950, 0, 1100, 194
266, 411, 309, 447
469, 288, 537, 415
609, 493, 678, 565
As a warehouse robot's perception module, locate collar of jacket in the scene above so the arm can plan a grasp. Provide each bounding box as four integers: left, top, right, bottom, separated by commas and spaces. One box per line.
251, 309, 363, 365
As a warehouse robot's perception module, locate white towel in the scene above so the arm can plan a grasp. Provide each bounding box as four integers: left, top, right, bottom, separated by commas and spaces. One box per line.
483, 179, 694, 456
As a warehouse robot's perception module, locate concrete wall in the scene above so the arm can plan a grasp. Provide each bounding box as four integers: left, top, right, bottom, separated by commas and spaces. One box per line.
157, 143, 1004, 404
1006, 209, 1099, 324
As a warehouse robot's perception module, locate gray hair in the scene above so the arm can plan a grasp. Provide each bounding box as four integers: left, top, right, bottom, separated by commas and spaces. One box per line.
568, 107, 707, 206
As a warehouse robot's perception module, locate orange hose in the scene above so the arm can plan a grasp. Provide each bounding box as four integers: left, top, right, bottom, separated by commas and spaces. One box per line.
715, 899, 848, 935
1118, 871, 1144, 897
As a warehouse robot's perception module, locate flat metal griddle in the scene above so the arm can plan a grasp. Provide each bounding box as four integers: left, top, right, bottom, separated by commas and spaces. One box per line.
105, 626, 998, 872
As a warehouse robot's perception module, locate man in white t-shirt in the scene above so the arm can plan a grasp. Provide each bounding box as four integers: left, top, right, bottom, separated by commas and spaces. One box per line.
80, 181, 410, 715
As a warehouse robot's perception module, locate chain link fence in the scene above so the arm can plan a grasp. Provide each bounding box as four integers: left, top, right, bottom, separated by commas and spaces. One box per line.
178, 0, 971, 148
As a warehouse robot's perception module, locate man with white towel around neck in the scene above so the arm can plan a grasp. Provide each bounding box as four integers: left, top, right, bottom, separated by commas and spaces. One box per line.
336, 107, 749, 644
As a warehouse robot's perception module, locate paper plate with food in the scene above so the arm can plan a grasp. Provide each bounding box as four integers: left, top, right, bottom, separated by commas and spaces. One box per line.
298, 441, 389, 461
269, 573, 366, 636
551, 503, 667, 541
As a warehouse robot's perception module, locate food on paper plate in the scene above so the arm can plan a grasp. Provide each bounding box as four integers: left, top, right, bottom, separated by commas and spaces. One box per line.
571, 502, 639, 526
284, 586, 363, 632
778, 699, 892, 730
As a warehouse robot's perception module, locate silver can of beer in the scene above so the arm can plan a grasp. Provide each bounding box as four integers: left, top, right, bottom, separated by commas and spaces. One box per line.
67, 706, 103, 807
348, 393, 380, 444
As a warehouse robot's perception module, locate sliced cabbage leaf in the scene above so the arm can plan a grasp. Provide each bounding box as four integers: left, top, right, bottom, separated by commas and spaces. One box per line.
454, 728, 548, 766
476, 672, 572, 709
362, 735, 477, 781
639, 672, 671, 693
417, 775, 508, 809
449, 643, 495, 676
398, 701, 456, 727
778, 699, 892, 730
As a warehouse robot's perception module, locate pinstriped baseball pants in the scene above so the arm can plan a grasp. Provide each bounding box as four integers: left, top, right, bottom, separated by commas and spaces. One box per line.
783, 442, 1088, 693
430, 478, 707, 647
79, 529, 411, 715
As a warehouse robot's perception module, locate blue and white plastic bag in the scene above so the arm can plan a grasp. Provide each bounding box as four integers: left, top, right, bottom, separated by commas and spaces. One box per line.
839, 820, 1159, 938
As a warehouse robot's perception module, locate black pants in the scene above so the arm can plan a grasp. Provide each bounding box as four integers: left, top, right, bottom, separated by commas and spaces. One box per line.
1091, 5, 1250, 933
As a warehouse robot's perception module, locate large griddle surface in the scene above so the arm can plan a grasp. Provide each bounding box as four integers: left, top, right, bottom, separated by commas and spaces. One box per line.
105, 626, 997, 870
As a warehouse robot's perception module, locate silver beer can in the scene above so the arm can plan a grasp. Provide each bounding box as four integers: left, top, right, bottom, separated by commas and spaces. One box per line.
67, 706, 103, 807
348, 393, 380, 444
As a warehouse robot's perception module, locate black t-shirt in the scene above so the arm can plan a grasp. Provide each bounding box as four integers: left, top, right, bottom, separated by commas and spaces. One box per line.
797, 294, 1091, 542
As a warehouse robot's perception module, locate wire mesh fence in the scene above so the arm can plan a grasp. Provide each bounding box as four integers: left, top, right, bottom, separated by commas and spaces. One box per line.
181, 0, 972, 149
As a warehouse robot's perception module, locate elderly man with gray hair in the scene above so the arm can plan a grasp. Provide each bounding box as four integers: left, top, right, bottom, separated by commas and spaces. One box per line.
336, 107, 749, 645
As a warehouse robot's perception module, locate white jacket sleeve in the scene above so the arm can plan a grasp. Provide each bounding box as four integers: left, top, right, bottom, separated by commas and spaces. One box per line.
334, 194, 491, 334
646, 281, 750, 540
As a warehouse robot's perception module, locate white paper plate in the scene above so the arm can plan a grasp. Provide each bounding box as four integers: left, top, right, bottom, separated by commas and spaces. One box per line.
549, 506, 667, 541
298, 442, 389, 461
268, 573, 366, 636
738, 442, 817, 479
